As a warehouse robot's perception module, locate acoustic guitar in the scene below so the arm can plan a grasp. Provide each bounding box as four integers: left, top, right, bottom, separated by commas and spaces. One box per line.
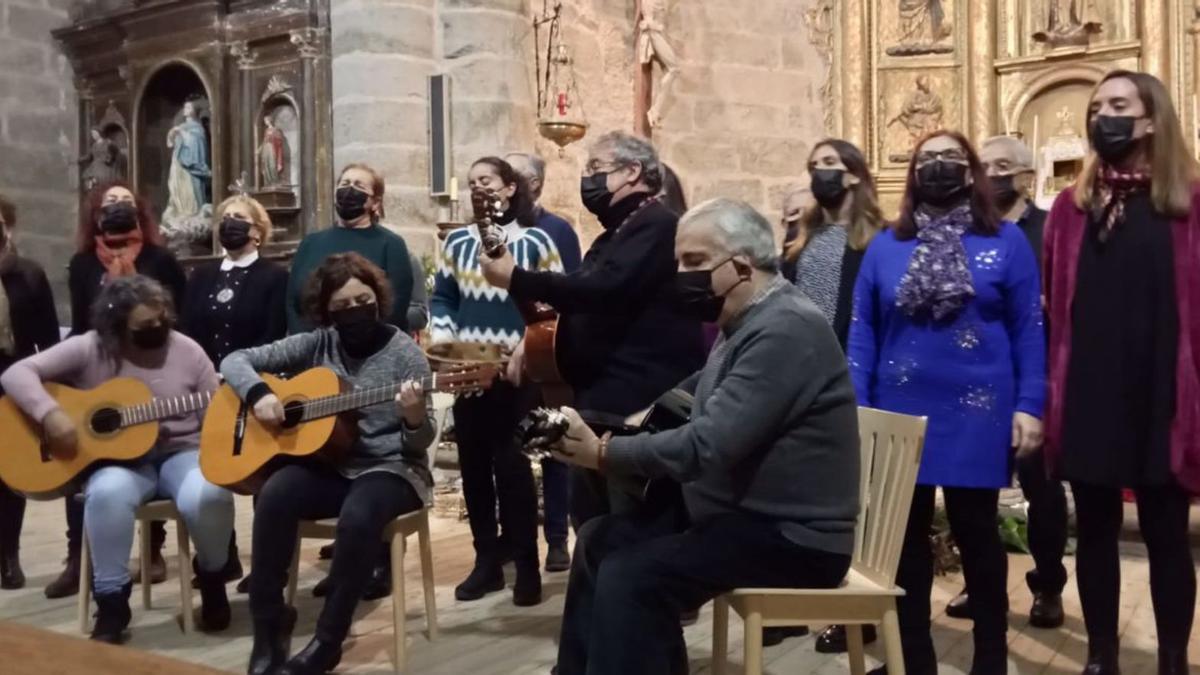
0, 378, 213, 498
199, 364, 497, 494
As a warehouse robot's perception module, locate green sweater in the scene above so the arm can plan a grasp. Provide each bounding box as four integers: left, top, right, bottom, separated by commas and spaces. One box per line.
286, 224, 414, 333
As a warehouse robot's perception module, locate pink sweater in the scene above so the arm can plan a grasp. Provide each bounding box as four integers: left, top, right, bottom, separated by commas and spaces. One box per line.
0, 331, 218, 453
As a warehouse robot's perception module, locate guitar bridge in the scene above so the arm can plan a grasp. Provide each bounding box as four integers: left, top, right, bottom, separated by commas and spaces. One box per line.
232, 401, 247, 457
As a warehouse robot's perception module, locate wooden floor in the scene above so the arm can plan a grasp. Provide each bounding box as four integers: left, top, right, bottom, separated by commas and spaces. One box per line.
0, 495, 1197, 674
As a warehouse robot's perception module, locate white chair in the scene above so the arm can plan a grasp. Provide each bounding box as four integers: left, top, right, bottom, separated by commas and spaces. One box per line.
711, 407, 927, 675
79, 499, 194, 634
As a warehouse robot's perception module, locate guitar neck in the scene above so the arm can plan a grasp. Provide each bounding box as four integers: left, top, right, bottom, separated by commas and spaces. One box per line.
121, 390, 214, 427
300, 374, 441, 422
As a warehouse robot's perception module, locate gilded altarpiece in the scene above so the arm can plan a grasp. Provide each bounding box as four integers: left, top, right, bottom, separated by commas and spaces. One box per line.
822, 0, 1198, 216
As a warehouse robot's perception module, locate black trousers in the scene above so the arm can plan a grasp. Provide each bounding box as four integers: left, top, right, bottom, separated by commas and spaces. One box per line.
249, 465, 422, 644
1013, 450, 1068, 595
556, 509, 850, 675
541, 457, 570, 545
454, 383, 539, 567
0, 482, 24, 557
895, 486, 1009, 675
1071, 481, 1195, 655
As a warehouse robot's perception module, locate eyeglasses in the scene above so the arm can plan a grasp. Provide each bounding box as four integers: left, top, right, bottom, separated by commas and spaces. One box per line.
914, 149, 968, 167
583, 159, 625, 176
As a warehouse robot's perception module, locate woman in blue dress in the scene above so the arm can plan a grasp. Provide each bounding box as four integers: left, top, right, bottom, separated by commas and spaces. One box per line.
847, 130, 1045, 675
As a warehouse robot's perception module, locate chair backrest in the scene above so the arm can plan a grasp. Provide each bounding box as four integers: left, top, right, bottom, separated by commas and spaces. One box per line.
851, 407, 927, 589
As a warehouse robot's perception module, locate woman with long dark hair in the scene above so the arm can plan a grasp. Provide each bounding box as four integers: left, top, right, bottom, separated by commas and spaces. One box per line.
1044, 70, 1197, 675
847, 130, 1045, 675
430, 156, 562, 606
0, 194, 60, 590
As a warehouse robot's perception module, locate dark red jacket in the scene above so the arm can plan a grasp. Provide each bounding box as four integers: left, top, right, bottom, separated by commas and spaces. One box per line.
1043, 186, 1200, 493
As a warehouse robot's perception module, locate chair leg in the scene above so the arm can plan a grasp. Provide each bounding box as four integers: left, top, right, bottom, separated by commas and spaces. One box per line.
882, 603, 906, 675
417, 514, 438, 640
390, 533, 406, 675
286, 535, 301, 609
846, 624, 867, 675
177, 520, 193, 634
742, 605, 763, 675
138, 518, 152, 610
78, 531, 91, 635
711, 596, 729, 675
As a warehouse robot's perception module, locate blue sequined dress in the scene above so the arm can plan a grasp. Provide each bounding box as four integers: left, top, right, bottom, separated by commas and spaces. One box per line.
847, 222, 1046, 488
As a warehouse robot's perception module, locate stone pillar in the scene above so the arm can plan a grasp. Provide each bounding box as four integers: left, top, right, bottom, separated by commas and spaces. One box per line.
968, 0, 996, 144
0, 0, 78, 314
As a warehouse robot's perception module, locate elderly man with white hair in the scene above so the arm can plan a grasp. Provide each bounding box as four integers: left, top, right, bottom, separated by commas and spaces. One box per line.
543, 198, 862, 675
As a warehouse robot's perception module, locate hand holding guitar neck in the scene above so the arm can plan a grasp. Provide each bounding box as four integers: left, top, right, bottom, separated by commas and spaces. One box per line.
471, 187, 507, 258
516, 407, 573, 461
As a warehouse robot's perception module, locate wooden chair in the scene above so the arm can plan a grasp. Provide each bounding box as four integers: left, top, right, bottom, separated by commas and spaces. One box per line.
711, 407, 927, 675
79, 499, 194, 634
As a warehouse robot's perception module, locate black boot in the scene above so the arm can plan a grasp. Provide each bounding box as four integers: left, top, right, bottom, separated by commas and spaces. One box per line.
130, 549, 167, 585
1157, 647, 1187, 675
0, 547, 24, 590
90, 582, 132, 644
1082, 643, 1120, 675
312, 574, 333, 598
763, 626, 809, 647
45, 554, 80, 599
512, 558, 542, 607
194, 560, 231, 632
361, 560, 392, 601
236, 574, 252, 594
945, 589, 971, 619
544, 541, 571, 573
193, 536, 245, 589
1028, 591, 1064, 629
814, 624, 876, 653
248, 606, 297, 675
455, 561, 504, 601
279, 637, 342, 675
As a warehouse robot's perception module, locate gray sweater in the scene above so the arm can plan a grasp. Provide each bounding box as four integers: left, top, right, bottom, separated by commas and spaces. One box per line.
606, 281, 861, 555
220, 326, 436, 503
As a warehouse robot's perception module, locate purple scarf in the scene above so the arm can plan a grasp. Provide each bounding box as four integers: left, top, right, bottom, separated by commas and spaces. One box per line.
895, 204, 975, 320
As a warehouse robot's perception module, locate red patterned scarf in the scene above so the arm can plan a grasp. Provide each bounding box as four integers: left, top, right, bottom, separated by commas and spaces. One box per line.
1092, 164, 1152, 241
94, 228, 144, 280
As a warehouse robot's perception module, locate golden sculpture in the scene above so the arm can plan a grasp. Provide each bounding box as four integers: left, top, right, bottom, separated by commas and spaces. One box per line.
887, 75, 945, 161
1033, 0, 1101, 48
886, 0, 954, 56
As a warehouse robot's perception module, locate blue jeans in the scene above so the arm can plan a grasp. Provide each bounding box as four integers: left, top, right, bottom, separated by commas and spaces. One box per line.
84, 449, 233, 595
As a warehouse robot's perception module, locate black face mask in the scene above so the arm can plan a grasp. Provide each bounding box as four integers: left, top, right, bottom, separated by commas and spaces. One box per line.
810, 169, 849, 210
916, 161, 970, 208
1089, 114, 1143, 164
989, 174, 1021, 211
580, 173, 614, 219
335, 186, 371, 222
130, 323, 169, 350
332, 302, 385, 356
671, 258, 747, 323
98, 202, 138, 235
218, 216, 254, 251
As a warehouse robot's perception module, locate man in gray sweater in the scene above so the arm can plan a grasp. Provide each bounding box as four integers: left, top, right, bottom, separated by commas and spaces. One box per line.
547, 198, 861, 675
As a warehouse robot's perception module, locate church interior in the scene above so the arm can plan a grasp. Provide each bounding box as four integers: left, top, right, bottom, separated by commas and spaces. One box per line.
0, 0, 1198, 673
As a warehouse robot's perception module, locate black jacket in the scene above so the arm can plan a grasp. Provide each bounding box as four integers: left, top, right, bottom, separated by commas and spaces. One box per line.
1016, 201, 1046, 268
67, 244, 186, 335
0, 256, 60, 394
181, 257, 289, 367
510, 194, 706, 416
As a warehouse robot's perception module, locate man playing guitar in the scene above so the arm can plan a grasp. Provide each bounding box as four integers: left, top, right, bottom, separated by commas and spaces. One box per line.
480, 131, 705, 526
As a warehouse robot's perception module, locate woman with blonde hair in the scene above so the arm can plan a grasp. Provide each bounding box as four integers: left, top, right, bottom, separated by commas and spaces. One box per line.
1043, 69, 1198, 675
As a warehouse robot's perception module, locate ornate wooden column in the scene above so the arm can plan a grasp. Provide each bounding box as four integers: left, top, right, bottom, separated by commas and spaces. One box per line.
968, 1, 997, 143
838, 0, 871, 160
1140, 1, 1171, 83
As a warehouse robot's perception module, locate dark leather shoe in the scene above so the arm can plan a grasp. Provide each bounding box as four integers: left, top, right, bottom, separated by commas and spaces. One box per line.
815, 624, 877, 653
0, 550, 25, 589
544, 542, 571, 572
455, 563, 504, 601
130, 550, 167, 585
90, 583, 132, 644
317, 543, 334, 560
1082, 644, 1120, 675
195, 561, 231, 633
312, 574, 333, 598
362, 562, 392, 601
1029, 591, 1064, 629
44, 556, 80, 599
513, 561, 542, 606
1157, 647, 1187, 675
248, 606, 297, 675
236, 574, 251, 594
762, 626, 809, 647
945, 590, 972, 620
279, 637, 342, 675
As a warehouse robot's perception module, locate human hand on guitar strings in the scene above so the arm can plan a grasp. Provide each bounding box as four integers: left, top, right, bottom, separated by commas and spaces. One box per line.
478, 246, 516, 290
540, 407, 602, 471
253, 393, 286, 429
504, 339, 526, 386
41, 408, 79, 459
395, 380, 426, 428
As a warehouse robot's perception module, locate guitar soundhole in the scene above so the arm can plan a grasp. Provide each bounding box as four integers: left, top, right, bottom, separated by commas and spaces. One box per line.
282, 401, 306, 429
90, 407, 122, 435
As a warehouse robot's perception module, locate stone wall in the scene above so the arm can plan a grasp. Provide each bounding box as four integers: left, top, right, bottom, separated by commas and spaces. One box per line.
0, 0, 78, 316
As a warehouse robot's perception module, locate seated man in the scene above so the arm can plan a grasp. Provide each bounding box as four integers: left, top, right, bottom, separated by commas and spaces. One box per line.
546, 198, 862, 675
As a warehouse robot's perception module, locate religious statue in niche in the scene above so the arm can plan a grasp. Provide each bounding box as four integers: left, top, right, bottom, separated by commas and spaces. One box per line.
636, 0, 679, 128
259, 114, 290, 188
886, 0, 954, 56
78, 128, 127, 191
1033, 0, 1101, 48
160, 98, 213, 243
887, 75, 945, 162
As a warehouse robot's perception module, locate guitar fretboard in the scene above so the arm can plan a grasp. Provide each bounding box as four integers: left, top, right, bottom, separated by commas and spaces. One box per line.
299, 374, 440, 422
120, 390, 214, 427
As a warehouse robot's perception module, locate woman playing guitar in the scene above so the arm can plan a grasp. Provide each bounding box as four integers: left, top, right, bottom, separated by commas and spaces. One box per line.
220, 252, 434, 675
0, 275, 234, 643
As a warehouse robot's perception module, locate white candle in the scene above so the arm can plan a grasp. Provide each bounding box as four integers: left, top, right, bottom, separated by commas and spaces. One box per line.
449, 176, 459, 202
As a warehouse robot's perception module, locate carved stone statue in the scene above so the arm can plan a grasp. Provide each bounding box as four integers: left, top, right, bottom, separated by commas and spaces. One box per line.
887, 75, 945, 161
259, 115, 289, 187
161, 99, 212, 241
886, 0, 954, 56
636, 0, 679, 129
78, 129, 126, 190
1033, 0, 1101, 48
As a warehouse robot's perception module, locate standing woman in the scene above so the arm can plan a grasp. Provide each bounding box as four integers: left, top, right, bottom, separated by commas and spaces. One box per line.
45, 181, 188, 599
847, 130, 1045, 675
0, 194, 60, 590
784, 139, 883, 349
431, 157, 562, 606
1043, 70, 1198, 675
